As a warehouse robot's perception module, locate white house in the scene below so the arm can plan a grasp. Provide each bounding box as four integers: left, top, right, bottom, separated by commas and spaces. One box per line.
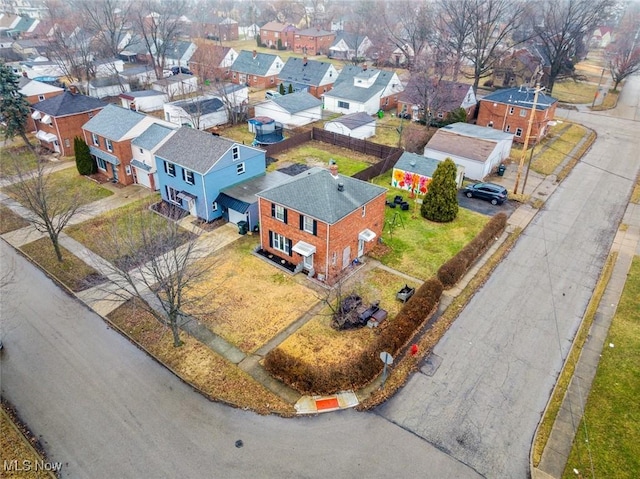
424, 123, 513, 181
152, 73, 198, 99
130, 123, 177, 190
163, 95, 228, 130
87, 76, 130, 99
239, 24, 259, 39
328, 32, 372, 61
324, 111, 376, 140
119, 90, 167, 112
94, 58, 125, 77
254, 91, 322, 128
118, 65, 158, 88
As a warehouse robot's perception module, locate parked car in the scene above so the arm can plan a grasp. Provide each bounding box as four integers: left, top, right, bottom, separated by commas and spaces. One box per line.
265, 90, 282, 100
462, 182, 508, 205
172, 66, 192, 75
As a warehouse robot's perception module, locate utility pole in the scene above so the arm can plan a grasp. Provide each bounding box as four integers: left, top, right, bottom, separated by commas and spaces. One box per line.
591, 68, 606, 108
514, 69, 543, 195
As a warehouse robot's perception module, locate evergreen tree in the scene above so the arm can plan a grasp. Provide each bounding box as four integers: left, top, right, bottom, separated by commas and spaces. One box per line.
277, 38, 283, 50
421, 158, 459, 222
443, 107, 467, 126
288, 83, 294, 94
256, 34, 262, 47
0, 63, 35, 152
74, 136, 96, 175
279, 83, 286, 95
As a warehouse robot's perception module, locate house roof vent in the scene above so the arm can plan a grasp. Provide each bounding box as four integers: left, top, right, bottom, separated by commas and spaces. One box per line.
337, 182, 344, 191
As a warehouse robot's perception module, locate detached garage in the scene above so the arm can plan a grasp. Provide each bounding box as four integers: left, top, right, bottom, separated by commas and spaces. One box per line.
254, 91, 322, 128
424, 123, 513, 181
324, 111, 376, 139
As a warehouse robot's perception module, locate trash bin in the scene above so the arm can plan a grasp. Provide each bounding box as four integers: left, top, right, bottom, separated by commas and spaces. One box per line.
497, 164, 506, 176
237, 221, 248, 235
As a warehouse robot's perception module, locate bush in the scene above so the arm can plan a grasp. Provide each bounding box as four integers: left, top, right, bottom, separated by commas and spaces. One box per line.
74, 136, 96, 175
421, 158, 459, 222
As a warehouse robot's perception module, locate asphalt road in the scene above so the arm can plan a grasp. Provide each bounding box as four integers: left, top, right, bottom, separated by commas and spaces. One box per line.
377, 75, 640, 477
1, 75, 639, 479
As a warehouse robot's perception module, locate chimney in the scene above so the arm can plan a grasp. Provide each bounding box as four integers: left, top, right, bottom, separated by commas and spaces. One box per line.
69, 85, 78, 94
252, 50, 257, 59
362, 63, 367, 71
329, 159, 338, 178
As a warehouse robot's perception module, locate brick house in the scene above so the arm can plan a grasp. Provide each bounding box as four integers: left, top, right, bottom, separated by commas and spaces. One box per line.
397, 77, 477, 123
491, 48, 547, 89
82, 104, 173, 186
477, 87, 558, 144
195, 15, 239, 41
277, 56, 338, 98
229, 50, 284, 90
18, 77, 64, 131
31, 91, 107, 157
259, 21, 296, 49
256, 164, 387, 284
293, 27, 335, 56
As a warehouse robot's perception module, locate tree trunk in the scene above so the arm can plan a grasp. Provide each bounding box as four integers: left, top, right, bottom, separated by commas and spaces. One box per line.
50, 234, 64, 262
20, 131, 36, 154
169, 312, 183, 347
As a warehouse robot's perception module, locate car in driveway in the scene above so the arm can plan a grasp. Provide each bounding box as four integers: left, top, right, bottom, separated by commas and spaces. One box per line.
171, 66, 192, 75
462, 182, 508, 205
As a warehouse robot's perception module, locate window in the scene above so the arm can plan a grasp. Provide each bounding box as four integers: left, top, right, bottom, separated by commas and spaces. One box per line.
88, 112, 93, 119
165, 112, 171, 122
301, 215, 316, 234
509, 106, 514, 114
338, 101, 349, 109
515, 128, 523, 137
520, 108, 527, 117
488, 121, 494, 127
437, 112, 444, 119
232, 146, 240, 160
92, 133, 99, 146
272, 204, 287, 223
64, 138, 70, 148
505, 125, 511, 132
236, 162, 245, 174
361, 205, 366, 217
139, 148, 144, 154
38, 94, 45, 101
164, 161, 176, 177
96, 157, 107, 170
212, 202, 218, 212
270, 77, 275, 83
125, 165, 131, 175
332, 251, 337, 265
166, 185, 180, 204
182, 168, 195, 185
105, 139, 113, 152
232, 73, 236, 79
271, 232, 290, 254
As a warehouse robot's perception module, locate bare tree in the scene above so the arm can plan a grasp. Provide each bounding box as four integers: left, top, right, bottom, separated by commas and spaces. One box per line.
435, 0, 474, 81
607, 6, 640, 91
214, 83, 248, 125
134, 0, 189, 78
532, 0, 616, 94
101, 208, 210, 347
463, 0, 528, 93
7, 159, 84, 262
384, 0, 433, 70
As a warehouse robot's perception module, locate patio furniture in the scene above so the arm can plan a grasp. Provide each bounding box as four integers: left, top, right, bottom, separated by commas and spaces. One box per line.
396, 284, 415, 302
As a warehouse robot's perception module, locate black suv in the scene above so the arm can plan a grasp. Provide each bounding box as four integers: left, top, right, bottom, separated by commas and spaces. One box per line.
171, 66, 192, 75
462, 182, 508, 205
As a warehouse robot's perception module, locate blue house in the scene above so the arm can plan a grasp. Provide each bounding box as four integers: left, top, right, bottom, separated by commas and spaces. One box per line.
155, 127, 266, 224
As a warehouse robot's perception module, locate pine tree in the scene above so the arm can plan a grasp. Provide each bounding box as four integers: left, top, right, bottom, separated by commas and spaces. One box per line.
421, 158, 459, 222
279, 83, 286, 95
0, 63, 35, 151
288, 83, 294, 94
74, 136, 96, 175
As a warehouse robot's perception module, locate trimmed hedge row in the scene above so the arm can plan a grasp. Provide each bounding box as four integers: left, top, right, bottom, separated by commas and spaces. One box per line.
263, 278, 444, 395
437, 212, 507, 288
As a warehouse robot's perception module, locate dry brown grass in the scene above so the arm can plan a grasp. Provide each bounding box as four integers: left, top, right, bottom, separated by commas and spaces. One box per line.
184, 236, 319, 353
107, 299, 295, 415
0, 204, 29, 234
631, 175, 640, 204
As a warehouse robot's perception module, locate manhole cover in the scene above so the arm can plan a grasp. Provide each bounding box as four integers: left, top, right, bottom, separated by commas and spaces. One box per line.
421, 353, 442, 377
235, 440, 243, 448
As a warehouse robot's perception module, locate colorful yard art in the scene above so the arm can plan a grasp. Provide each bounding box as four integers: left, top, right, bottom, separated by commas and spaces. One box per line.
392, 168, 431, 195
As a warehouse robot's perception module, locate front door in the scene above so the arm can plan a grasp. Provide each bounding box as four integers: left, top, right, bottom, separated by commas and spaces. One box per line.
303, 253, 314, 270
52, 140, 60, 153
188, 199, 197, 217
342, 246, 351, 269
357, 239, 365, 258
111, 163, 119, 181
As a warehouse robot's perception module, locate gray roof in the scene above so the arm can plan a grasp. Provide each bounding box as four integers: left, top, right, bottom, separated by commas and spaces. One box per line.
441, 122, 514, 142
165, 40, 194, 60
155, 127, 236, 174
132, 124, 175, 151
325, 65, 398, 103
172, 96, 224, 115
395, 152, 440, 178
32, 91, 107, 117
481, 86, 557, 110
330, 31, 368, 50
271, 91, 322, 114
296, 27, 334, 37
119, 65, 156, 77
278, 57, 334, 87
326, 112, 374, 130
222, 170, 291, 204
231, 50, 280, 76
82, 104, 148, 140
121, 90, 165, 99
257, 167, 387, 225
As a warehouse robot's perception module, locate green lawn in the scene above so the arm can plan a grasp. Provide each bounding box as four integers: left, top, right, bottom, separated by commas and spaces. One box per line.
562, 256, 640, 479
370, 115, 403, 147
216, 123, 255, 145
552, 79, 598, 104
0, 145, 39, 178
370, 171, 489, 280
268, 142, 374, 176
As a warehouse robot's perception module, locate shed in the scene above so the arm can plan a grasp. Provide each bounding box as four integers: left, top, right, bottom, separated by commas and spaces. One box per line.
324, 112, 375, 139
152, 74, 198, 98
120, 90, 167, 112
392, 152, 464, 194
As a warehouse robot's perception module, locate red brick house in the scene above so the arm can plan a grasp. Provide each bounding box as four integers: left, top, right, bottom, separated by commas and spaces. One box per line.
31, 91, 107, 157
293, 28, 335, 56
82, 104, 173, 186
477, 87, 558, 144
229, 50, 284, 90
256, 164, 387, 284
260, 21, 296, 49
18, 77, 64, 132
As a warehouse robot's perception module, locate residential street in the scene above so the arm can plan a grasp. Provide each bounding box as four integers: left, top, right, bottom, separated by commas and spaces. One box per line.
1, 74, 638, 479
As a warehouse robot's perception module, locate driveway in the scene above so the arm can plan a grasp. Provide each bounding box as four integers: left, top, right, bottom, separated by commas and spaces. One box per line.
457, 190, 517, 217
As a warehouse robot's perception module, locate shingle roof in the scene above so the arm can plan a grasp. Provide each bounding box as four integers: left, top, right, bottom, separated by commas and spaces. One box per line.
296, 27, 334, 37
426, 130, 505, 163
19, 78, 63, 96
32, 91, 107, 117
120, 90, 165, 99
481, 87, 557, 110
261, 21, 288, 32
278, 57, 334, 87
155, 127, 236, 174
441, 122, 514, 141
257, 167, 387, 224
172, 96, 224, 115
325, 65, 401, 103
330, 31, 368, 50
271, 91, 322, 113
82, 104, 148, 140
231, 50, 281, 76
165, 40, 194, 60
132, 123, 175, 151
395, 152, 440, 178
325, 112, 374, 130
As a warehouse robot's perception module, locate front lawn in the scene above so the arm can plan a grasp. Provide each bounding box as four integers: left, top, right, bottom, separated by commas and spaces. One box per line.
0, 204, 29, 234
184, 236, 319, 353
65, 195, 191, 265
562, 256, 640, 479
531, 123, 587, 175
268, 141, 376, 176
371, 171, 489, 280
0, 145, 39, 178
552, 79, 597, 104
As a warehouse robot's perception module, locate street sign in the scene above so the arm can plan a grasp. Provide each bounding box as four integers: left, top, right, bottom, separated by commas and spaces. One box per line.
380, 351, 393, 364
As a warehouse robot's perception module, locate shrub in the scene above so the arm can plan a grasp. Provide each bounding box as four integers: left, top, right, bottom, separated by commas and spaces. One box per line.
74, 136, 96, 175
421, 158, 459, 222
279, 83, 286, 95
256, 34, 261, 47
